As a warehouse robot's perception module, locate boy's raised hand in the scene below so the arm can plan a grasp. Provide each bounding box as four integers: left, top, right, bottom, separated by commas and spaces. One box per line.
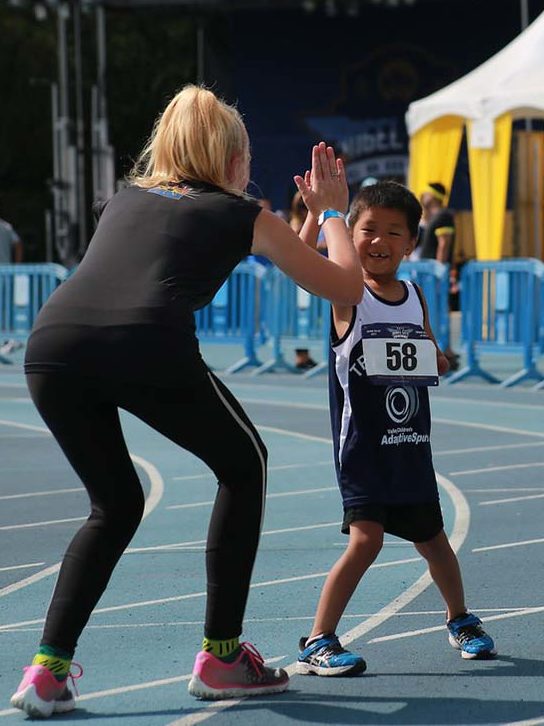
294, 142, 348, 218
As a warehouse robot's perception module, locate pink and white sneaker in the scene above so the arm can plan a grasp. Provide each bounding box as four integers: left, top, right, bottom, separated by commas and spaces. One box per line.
10, 663, 82, 718
188, 642, 289, 700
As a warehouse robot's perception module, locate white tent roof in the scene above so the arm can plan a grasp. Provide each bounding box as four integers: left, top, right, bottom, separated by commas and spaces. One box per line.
406, 11, 544, 135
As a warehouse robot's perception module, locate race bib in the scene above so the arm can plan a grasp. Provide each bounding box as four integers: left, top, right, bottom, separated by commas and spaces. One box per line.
361, 323, 438, 387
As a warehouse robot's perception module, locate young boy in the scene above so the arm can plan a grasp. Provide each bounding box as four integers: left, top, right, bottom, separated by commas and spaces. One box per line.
297, 181, 496, 676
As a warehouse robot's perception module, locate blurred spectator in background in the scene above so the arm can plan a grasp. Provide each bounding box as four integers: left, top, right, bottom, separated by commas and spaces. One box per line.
0, 212, 24, 356
0, 213, 23, 264
418, 182, 459, 370
289, 190, 317, 371
419, 182, 455, 265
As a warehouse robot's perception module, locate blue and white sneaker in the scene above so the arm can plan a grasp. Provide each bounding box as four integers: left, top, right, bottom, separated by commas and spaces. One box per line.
296, 634, 366, 676
447, 612, 497, 659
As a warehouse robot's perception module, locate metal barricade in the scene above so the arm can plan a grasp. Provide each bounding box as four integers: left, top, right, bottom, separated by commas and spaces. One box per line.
0, 264, 69, 365
397, 260, 451, 352
251, 267, 329, 376
448, 258, 544, 387
194, 259, 268, 374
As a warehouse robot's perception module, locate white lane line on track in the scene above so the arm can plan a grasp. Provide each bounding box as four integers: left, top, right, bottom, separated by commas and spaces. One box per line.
473, 537, 544, 552
0, 424, 467, 723
172, 461, 331, 481
433, 417, 544, 439
167, 485, 336, 510
164, 471, 469, 726
0, 487, 83, 501
1, 411, 530, 720
0, 563, 45, 573
465, 488, 544, 493
435, 441, 544, 456
0, 516, 87, 531
0, 557, 423, 632
234, 393, 544, 413
2, 607, 528, 634
0, 419, 164, 600
125, 521, 342, 554
450, 462, 544, 476
480, 493, 544, 506
367, 605, 544, 644
236, 397, 544, 443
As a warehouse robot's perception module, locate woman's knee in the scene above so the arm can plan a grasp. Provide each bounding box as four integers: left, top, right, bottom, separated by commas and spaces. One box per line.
219, 436, 267, 487
91, 488, 145, 539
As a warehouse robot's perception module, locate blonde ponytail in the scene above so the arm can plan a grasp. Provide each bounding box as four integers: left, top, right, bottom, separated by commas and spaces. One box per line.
129, 85, 249, 194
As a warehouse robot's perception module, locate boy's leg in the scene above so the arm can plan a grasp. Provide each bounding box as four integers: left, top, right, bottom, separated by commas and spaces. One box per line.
415, 529, 496, 658
297, 520, 382, 677
311, 520, 384, 637
414, 529, 465, 619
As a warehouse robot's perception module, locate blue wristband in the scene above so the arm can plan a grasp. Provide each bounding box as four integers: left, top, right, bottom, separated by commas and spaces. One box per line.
317, 209, 346, 226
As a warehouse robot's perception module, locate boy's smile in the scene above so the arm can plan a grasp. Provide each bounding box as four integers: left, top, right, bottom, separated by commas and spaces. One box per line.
352, 207, 415, 281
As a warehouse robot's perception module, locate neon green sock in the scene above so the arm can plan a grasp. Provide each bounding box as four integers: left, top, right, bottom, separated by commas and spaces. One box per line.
32, 645, 72, 682
202, 636, 240, 662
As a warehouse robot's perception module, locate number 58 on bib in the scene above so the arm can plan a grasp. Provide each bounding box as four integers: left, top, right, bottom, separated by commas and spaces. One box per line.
361, 323, 439, 387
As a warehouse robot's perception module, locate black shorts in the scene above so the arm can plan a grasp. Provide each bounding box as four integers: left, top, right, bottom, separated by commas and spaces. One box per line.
342, 501, 443, 543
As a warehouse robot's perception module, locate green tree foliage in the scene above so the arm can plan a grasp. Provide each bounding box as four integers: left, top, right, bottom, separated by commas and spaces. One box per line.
0, 1, 196, 260
0, 1, 57, 259
105, 6, 196, 179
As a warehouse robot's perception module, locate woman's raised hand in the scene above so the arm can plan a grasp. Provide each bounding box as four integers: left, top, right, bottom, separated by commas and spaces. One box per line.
293, 141, 348, 218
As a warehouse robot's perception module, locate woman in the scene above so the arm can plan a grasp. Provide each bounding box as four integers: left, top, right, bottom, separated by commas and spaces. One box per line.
10, 85, 363, 717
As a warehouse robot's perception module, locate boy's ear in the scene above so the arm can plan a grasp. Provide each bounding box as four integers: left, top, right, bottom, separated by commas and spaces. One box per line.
405, 236, 416, 254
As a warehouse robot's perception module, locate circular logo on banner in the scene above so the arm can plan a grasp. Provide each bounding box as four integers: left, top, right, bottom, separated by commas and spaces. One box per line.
385, 386, 419, 424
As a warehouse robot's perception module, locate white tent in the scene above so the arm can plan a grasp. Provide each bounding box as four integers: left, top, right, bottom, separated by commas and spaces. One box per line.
406, 11, 544, 259
407, 11, 544, 135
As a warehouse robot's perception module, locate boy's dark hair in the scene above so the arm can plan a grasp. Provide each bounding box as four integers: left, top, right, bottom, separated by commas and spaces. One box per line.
348, 181, 422, 238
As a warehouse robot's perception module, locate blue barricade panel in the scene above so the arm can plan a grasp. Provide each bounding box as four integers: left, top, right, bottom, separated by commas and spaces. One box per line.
449, 258, 544, 387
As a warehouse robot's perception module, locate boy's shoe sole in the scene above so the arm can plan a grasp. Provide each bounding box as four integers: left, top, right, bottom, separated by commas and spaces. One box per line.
296, 659, 366, 677
188, 673, 288, 700
448, 634, 497, 659
10, 683, 75, 718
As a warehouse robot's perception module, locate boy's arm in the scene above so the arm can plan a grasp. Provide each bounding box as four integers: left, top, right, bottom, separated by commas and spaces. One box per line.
299, 212, 320, 249
417, 287, 450, 376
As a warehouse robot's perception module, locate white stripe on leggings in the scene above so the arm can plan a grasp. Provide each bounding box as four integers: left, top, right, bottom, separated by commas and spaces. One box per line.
206, 373, 267, 533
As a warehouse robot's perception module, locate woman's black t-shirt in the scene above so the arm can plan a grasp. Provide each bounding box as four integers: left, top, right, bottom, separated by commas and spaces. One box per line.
25, 181, 262, 385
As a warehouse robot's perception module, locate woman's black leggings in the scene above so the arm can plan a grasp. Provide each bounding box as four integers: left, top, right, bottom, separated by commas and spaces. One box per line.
27, 371, 267, 656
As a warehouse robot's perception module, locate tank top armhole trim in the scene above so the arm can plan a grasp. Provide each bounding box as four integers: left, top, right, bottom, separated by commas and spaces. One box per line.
331, 306, 357, 347
411, 281, 428, 328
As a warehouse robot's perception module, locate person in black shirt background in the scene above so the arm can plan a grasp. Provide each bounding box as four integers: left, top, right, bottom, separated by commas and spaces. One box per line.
11, 85, 363, 717
419, 182, 460, 370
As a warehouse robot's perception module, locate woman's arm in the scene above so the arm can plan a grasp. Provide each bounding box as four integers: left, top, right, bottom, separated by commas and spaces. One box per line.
251, 143, 363, 306
252, 211, 362, 306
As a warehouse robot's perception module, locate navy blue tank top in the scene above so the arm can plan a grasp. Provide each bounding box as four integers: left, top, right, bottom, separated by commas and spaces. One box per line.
329, 281, 439, 508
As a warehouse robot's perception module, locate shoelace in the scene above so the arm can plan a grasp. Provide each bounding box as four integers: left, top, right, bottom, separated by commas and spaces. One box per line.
318, 639, 348, 659
66, 663, 84, 697
454, 625, 485, 645
239, 642, 265, 676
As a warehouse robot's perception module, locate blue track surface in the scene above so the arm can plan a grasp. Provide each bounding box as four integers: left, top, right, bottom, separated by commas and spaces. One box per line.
1, 346, 544, 725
